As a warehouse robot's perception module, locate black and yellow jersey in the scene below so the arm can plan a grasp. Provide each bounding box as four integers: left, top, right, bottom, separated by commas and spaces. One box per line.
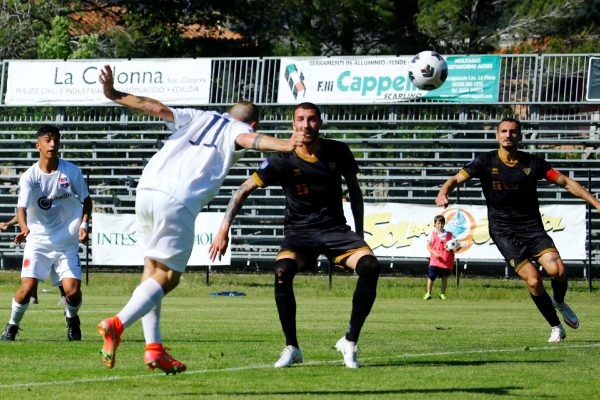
460, 149, 558, 232
252, 138, 359, 230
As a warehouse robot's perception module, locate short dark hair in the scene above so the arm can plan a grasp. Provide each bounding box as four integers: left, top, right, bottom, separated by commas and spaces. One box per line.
36, 125, 61, 137
498, 118, 521, 134
434, 215, 445, 224
294, 102, 321, 119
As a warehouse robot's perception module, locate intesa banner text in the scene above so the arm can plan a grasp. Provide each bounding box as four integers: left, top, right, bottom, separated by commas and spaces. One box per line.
344, 203, 586, 260
277, 55, 500, 104
4, 59, 211, 106
91, 212, 229, 266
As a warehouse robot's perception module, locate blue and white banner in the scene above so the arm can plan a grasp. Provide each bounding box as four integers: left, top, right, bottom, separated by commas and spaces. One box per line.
277, 55, 500, 104
91, 212, 229, 266
344, 203, 586, 260
4, 59, 211, 106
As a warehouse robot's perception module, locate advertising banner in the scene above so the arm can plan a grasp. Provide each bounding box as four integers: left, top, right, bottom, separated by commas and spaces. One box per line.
4, 59, 211, 106
277, 55, 500, 104
91, 212, 229, 266
344, 203, 586, 260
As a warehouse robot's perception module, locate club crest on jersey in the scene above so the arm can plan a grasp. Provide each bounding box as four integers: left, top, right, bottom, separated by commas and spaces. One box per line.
523, 168, 532, 176
491, 167, 499, 175
259, 159, 269, 170
328, 162, 337, 170
59, 177, 70, 189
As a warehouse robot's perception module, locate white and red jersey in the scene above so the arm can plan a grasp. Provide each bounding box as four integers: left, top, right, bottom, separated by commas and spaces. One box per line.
426, 229, 455, 270
18, 159, 88, 249
137, 108, 251, 215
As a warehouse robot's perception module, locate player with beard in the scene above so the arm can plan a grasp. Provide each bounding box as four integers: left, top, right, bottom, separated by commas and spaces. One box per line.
210, 102, 380, 368
436, 118, 600, 342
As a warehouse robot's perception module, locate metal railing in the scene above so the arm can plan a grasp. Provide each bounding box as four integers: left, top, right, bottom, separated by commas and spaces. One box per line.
0, 54, 599, 272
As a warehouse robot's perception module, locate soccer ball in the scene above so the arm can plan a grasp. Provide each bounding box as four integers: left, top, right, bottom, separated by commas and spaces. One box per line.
445, 239, 460, 252
408, 50, 448, 91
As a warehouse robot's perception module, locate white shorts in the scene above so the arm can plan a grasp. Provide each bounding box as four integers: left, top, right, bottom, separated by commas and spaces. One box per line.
20, 243, 81, 285
136, 189, 196, 273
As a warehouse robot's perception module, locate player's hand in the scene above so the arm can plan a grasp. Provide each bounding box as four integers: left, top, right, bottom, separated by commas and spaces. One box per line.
14, 229, 28, 245
99, 64, 117, 99
435, 193, 449, 208
78, 227, 88, 243
0, 222, 8, 231
279, 131, 305, 152
209, 230, 229, 262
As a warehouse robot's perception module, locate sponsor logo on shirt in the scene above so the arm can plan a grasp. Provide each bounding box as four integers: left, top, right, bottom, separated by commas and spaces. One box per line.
37, 192, 73, 210
38, 196, 53, 210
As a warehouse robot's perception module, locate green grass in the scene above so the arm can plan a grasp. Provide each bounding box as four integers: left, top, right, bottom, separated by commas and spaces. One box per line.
1, 271, 600, 399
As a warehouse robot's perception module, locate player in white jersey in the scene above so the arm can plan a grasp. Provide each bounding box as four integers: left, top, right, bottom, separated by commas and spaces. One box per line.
96, 65, 305, 374
1, 125, 92, 342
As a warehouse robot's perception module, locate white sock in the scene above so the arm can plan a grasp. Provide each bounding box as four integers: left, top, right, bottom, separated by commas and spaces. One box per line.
9, 298, 29, 326
142, 300, 162, 345
117, 278, 164, 329
65, 300, 81, 318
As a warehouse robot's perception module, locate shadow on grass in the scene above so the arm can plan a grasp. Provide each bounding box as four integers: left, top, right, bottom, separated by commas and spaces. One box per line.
367, 359, 560, 367
179, 386, 524, 397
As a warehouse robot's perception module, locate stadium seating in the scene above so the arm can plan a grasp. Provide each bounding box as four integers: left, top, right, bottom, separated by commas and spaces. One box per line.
0, 54, 599, 273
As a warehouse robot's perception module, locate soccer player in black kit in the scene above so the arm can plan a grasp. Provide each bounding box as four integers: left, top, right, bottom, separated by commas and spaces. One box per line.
436, 118, 600, 342
210, 102, 380, 368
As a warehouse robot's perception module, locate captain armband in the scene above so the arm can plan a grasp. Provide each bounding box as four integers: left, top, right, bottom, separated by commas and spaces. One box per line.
545, 169, 560, 183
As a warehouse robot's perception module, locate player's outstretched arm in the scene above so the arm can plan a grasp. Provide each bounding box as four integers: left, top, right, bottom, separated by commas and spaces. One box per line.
99, 65, 174, 122
436, 172, 469, 208
235, 130, 305, 153
555, 174, 600, 213
209, 177, 260, 262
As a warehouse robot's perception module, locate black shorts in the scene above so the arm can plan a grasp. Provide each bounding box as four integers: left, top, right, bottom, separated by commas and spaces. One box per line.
428, 266, 451, 280
278, 225, 370, 270
490, 227, 557, 272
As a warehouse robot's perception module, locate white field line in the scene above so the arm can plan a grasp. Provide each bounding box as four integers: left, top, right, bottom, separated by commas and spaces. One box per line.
1, 342, 599, 389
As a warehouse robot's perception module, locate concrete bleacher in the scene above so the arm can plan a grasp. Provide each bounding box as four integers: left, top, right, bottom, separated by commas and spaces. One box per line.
0, 54, 599, 273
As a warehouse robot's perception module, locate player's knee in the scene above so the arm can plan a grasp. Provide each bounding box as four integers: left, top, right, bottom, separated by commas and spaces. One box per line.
355, 255, 380, 281
274, 258, 298, 286
526, 277, 543, 294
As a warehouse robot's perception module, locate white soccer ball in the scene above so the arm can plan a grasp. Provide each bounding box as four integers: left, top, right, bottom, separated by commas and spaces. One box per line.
445, 239, 460, 252
408, 50, 448, 91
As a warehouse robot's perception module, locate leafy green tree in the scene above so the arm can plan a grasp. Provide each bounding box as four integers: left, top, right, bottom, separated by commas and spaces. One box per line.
227, 0, 427, 56
37, 16, 72, 59
415, 0, 599, 54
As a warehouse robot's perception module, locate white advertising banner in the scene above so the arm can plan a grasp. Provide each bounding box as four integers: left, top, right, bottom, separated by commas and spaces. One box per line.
277, 55, 500, 104
344, 203, 586, 260
5, 59, 211, 106
91, 212, 229, 266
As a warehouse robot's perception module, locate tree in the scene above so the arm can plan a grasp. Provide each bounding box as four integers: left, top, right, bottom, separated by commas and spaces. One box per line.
227, 0, 428, 56
415, 0, 600, 54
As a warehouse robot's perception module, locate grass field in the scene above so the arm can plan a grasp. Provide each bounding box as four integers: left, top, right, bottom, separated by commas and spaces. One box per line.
0, 270, 599, 399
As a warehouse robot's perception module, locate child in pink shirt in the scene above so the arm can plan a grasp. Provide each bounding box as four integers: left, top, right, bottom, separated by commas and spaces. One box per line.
424, 215, 455, 300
